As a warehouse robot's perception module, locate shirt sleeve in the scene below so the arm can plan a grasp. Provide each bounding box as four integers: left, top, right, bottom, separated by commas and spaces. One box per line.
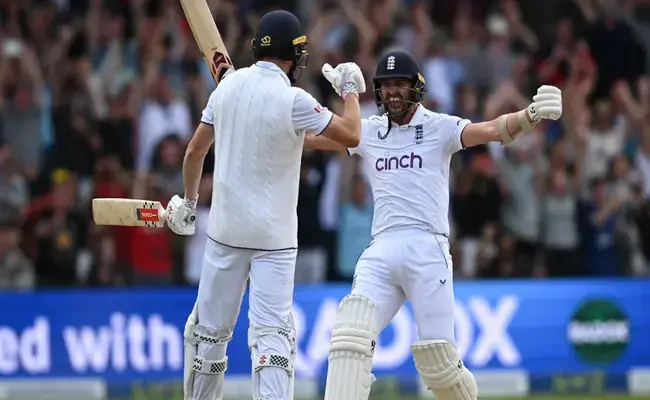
201, 89, 218, 126
292, 88, 334, 136
442, 114, 472, 155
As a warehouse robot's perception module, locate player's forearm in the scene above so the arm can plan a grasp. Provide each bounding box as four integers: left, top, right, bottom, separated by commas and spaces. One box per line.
304, 133, 348, 153
462, 107, 538, 147
182, 122, 215, 201
182, 149, 206, 201
339, 93, 362, 147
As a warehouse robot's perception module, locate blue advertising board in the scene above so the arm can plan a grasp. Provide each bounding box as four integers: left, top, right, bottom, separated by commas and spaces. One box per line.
0, 279, 648, 384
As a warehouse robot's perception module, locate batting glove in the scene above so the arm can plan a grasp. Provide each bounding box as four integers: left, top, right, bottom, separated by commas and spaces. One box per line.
532, 85, 562, 120
166, 195, 196, 235
321, 62, 366, 99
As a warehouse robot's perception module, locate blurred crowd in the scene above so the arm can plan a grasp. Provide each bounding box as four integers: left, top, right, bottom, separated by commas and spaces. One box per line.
1, 0, 650, 289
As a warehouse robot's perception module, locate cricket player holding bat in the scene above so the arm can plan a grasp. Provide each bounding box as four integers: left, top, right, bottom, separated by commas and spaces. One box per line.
164, 9, 366, 400
306, 50, 563, 400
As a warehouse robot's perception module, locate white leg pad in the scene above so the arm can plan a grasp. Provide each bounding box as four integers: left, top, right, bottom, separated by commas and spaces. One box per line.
324, 295, 378, 400
183, 302, 232, 400
248, 325, 296, 400
412, 340, 478, 400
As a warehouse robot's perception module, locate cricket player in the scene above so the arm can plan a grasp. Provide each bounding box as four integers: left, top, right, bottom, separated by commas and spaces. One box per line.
306, 49, 562, 400
164, 10, 367, 400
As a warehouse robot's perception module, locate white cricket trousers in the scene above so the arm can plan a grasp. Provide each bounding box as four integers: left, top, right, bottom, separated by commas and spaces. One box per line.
351, 229, 455, 342
196, 239, 296, 400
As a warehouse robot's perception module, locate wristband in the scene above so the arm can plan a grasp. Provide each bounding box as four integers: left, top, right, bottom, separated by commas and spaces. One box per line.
498, 104, 541, 146
342, 82, 358, 99
184, 197, 198, 210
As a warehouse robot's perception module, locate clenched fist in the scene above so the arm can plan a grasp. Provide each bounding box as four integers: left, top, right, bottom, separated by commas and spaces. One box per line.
531, 85, 562, 121
321, 62, 366, 99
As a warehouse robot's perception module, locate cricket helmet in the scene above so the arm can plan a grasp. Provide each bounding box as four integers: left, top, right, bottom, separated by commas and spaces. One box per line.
373, 50, 426, 117
251, 10, 309, 84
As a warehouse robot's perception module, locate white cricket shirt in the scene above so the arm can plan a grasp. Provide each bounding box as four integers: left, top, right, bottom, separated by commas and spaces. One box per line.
348, 105, 470, 238
201, 61, 333, 250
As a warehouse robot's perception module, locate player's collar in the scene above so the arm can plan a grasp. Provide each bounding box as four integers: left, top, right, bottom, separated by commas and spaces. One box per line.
408, 104, 430, 125
254, 61, 291, 86
390, 104, 430, 128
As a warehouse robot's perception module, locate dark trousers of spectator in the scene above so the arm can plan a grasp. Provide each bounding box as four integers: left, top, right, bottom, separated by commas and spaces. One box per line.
545, 248, 581, 277
322, 229, 344, 281
514, 239, 537, 277
131, 270, 172, 286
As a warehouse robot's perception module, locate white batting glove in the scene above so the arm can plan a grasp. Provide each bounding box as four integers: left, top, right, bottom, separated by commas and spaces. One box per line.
166, 195, 196, 235
532, 85, 562, 120
321, 62, 366, 99
499, 85, 563, 146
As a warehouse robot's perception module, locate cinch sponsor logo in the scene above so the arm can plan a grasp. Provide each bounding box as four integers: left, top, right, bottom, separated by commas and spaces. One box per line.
375, 152, 423, 171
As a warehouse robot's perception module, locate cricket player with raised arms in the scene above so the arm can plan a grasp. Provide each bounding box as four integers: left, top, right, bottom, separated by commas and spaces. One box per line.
306, 49, 563, 400
164, 9, 367, 400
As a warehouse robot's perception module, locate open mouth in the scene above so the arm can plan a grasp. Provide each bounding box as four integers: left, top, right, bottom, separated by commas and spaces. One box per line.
388, 96, 404, 111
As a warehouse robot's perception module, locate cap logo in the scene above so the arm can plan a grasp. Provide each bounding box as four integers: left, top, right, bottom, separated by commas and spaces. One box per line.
387, 55, 395, 70
261, 36, 272, 46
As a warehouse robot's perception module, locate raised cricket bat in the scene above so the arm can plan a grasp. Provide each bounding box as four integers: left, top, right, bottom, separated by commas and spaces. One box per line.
180, 0, 234, 84
92, 198, 166, 228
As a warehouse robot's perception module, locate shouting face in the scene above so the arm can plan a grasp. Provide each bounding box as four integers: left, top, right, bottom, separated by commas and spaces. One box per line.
379, 78, 414, 115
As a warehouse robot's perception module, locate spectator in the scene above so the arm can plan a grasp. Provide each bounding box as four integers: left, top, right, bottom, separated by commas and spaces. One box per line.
581, 99, 627, 196
475, 223, 500, 278
0, 142, 29, 225
0, 39, 44, 181
337, 174, 373, 280
423, 32, 463, 113
29, 169, 86, 287
498, 131, 545, 276
0, 222, 35, 290
127, 178, 174, 286
636, 195, 650, 269
296, 152, 327, 283
453, 152, 501, 278
581, 178, 620, 276
482, 13, 518, 90
541, 163, 581, 277
535, 18, 576, 87
319, 153, 342, 280
586, 2, 645, 99
136, 76, 191, 173
447, 13, 482, 88
150, 134, 184, 200
97, 86, 138, 171
635, 120, 650, 199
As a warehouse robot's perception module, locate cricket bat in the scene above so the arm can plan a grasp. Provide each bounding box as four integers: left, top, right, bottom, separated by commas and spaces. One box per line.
92, 198, 167, 228
180, 0, 234, 84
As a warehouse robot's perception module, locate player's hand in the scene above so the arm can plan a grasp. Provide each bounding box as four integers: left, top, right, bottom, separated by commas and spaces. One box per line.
166, 195, 196, 235
321, 62, 366, 99
531, 85, 562, 120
